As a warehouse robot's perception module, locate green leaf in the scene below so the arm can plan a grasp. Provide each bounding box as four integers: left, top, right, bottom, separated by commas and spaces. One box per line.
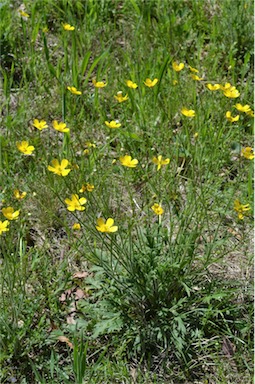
120, 130, 141, 141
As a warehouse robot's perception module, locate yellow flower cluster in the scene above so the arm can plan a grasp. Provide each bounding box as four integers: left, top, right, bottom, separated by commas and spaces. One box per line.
206, 82, 240, 98
3, 28, 252, 245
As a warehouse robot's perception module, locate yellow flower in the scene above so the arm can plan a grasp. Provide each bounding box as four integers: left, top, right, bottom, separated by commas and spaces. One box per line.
52, 120, 70, 133
126, 80, 138, 89
114, 91, 129, 102
188, 65, 199, 73
223, 86, 240, 98
96, 218, 118, 233
181, 108, 195, 117
173, 80, 178, 85
72, 163, 79, 170
152, 155, 170, 171
47, 159, 71, 176
33, 119, 48, 130
86, 183, 94, 192
206, 83, 221, 91
241, 147, 254, 160
234, 103, 252, 113
2, 207, 20, 220
119, 155, 138, 168
172, 62, 185, 72
105, 120, 121, 128
234, 199, 250, 220
14, 189, 27, 200
67, 86, 82, 95
72, 223, 81, 230
65, 194, 87, 211
246, 110, 254, 117
79, 183, 94, 192
151, 203, 164, 215
144, 78, 158, 87
16, 141, 35, 155
191, 74, 203, 81
42, 27, 49, 33
92, 79, 107, 88
63, 23, 75, 31
18, 10, 30, 18
0, 220, 9, 235
220, 83, 232, 90
225, 111, 240, 123
85, 142, 96, 148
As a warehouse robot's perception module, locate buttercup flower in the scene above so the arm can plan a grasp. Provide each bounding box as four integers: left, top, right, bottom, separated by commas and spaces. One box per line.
144, 78, 158, 87
126, 80, 138, 89
119, 155, 138, 168
17, 141, 35, 155
181, 108, 195, 117
234, 103, 252, 113
85, 142, 96, 148
191, 74, 203, 81
72, 163, 79, 170
188, 65, 199, 73
172, 62, 184, 72
151, 203, 164, 215
65, 194, 87, 211
223, 86, 240, 98
63, 23, 75, 31
79, 183, 95, 192
52, 120, 70, 133
114, 91, 128, 102
234, 199, 250, 220
206, 83, 221, 91
96, 218, 118, 233
18, 10, 30, 18
105, 120, 121, 128
67, 86, 82, 95
152, 155, 170, 171
33, 119, 48, 130
225, 111, 240, 123
72, 223, 81, 230
2, 207, 20, 220
14, 189, 27, 200
220, 83, 231, 91
47, 159, 71, 176
86, 183, 94, 192
92, 79, 107, 88
246, 110, 254, 117
241, 147, 254, 160
173, 80, 178, 85
0, 220, 9, 235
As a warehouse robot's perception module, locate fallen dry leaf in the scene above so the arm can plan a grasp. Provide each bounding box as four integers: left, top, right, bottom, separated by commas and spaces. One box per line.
72, 271, 89, 279
66, 315, 76, 325
74, 288, 85, 300
59, 289, 73, 302
58, 335, 73, 349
